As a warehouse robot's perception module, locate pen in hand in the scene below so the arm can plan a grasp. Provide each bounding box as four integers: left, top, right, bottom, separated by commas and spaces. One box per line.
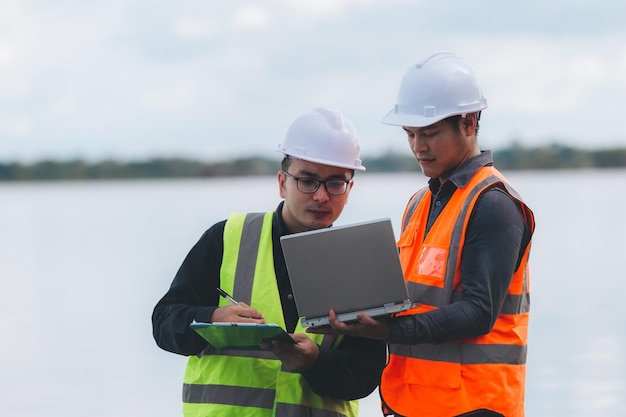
215, 288, 266, 323
216, 287, 241, 307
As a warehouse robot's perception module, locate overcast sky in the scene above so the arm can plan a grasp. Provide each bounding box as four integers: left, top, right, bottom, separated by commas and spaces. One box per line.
1, 0, 625, 162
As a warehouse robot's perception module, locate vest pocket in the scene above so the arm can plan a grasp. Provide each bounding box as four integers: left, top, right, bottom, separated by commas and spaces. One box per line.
413, 245, 448, 287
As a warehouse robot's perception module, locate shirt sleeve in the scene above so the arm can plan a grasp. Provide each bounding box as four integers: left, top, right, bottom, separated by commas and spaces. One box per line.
152, 215, 387, 400
301, 336, 387, 400
388, 187, 530, 344
151, 222, 226, 356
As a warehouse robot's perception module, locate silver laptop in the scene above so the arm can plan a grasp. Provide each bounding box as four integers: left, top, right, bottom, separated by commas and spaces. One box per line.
280, 218, 412, 328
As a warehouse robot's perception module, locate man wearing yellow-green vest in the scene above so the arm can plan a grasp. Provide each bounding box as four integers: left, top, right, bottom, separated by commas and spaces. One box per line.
152, 107, 386, 417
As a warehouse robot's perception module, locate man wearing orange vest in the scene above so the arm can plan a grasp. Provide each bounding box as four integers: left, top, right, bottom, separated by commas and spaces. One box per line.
309, 52, 535, 417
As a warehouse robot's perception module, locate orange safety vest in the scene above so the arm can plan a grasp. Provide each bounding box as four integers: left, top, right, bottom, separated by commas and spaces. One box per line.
380, 166, 535, 417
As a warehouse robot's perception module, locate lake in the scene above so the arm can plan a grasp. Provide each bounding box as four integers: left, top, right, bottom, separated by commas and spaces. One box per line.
1, 169, 625, 416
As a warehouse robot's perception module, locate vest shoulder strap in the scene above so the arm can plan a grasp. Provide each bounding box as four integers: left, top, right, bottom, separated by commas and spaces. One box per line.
402, 187, 428, 233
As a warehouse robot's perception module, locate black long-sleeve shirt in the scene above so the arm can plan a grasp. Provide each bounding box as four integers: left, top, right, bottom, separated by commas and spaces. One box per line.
387, 151, 533, 344
152, 203, 386, 400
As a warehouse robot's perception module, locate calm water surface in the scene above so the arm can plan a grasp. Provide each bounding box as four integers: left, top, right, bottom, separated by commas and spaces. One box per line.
1, 170, 625, 417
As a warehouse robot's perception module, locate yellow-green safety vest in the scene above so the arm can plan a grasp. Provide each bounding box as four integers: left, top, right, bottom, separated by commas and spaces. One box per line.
182, 212, 359, 417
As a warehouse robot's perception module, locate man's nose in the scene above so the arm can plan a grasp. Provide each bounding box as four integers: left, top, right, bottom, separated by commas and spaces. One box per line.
312, 184, 330, 202
410, 136, 428, 154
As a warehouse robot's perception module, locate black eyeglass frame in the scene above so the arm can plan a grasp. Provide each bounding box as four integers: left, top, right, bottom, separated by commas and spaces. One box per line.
282, 170, 352, 195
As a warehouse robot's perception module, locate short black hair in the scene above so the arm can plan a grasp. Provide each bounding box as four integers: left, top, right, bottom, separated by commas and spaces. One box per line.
281, 156, 292, 172
281, 155, 355, 179
443, 112, 481, 135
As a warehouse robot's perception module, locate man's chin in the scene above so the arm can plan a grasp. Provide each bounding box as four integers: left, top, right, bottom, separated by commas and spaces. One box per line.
306, 216, 333, 230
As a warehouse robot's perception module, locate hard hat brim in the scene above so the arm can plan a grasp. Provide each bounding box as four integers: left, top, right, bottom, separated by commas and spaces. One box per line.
381, 109, 448, 128
381, 105, 487, 128
274, 148, 365, 171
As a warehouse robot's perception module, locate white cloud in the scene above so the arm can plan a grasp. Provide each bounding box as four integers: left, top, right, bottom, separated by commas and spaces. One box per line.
174, 16, 221, 39
1, 0, 625, 161
0, 115, 32, 135
232, 5, 271, 30
141, 82, 197, 111
612, 46, 626, 86
49, 97, 79, 117
568, 55, 608, 85
281, 0, 378, 19
284, 0, 349, 18
0, 41, 15, 69
468, 36, 624, 116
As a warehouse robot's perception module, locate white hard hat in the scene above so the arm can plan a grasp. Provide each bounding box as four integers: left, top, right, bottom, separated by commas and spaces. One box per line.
382, 52, 488, 127
275, 107, 365, 171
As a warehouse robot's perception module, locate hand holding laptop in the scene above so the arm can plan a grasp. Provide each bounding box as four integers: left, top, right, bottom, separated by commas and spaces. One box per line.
261, 333, 320, 372
306, 309, 390, 340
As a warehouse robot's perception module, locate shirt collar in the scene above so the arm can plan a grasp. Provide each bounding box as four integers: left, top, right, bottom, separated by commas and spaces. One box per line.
428, 150, 494, 193
275, 201, 289, 236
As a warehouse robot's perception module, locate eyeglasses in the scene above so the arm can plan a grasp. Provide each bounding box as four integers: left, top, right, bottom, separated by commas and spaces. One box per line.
282, 170, 351, 195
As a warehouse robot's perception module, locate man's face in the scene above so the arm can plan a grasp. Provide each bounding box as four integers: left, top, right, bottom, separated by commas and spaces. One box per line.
403, 114, 478, 182
278, 158, 353, 234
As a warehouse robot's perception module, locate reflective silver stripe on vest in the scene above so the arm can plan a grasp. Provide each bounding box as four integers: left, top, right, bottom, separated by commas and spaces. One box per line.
406, 175, 530, 315
502, 290, 530, 315
233, 212, 266, 303
199, 344, 278, 360
183, 383, 275, 408
199, 212, 349, 413
405, 177, 497, 309
407, 281, 529, 314
394, 175, 530, 366
276, 402, 349, 417
443, 176, 499, 300
389, 341, 527, 365
402, 187, 428, 232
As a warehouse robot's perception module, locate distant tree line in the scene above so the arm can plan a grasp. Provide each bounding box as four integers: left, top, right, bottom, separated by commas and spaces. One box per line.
0, 157, 278, 182
1, 143, 625, 182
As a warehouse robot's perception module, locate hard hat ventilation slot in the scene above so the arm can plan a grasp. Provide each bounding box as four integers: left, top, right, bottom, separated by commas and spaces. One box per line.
424, 107, 436, 117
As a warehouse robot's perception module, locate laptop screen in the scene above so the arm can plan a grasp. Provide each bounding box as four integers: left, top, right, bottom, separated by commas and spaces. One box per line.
279, 218, 411, 327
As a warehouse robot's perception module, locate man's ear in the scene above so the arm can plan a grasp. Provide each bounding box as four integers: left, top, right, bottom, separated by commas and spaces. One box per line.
278, 170, 286, 199
460, 113, 477, 135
